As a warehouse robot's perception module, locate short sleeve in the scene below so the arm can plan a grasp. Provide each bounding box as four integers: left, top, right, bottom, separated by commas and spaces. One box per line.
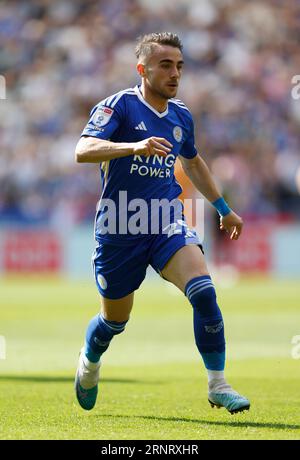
81, 101, 123, 140
179, 116, 197, 159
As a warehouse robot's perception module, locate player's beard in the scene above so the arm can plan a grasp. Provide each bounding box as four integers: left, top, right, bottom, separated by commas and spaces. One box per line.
146, 75, 178, 100
155, 84, 177, 100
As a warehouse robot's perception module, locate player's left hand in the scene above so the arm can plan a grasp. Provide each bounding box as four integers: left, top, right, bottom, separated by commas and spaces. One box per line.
220, 211, 243, 240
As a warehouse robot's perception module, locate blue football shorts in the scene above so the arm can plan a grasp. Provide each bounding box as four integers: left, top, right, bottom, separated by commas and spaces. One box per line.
92, 223, 204, 299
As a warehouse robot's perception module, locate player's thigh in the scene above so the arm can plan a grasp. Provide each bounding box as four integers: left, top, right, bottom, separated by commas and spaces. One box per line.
161, 244, 209, 293
93, 240, 149, 320
100, 292, 134, 322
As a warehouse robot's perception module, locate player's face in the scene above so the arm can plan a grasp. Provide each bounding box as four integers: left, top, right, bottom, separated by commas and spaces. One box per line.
143, 45, 184, 100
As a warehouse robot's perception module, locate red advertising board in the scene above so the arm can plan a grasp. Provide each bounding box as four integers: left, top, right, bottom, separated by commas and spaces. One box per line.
3, 231, 63, 273
214, 221, 272, 272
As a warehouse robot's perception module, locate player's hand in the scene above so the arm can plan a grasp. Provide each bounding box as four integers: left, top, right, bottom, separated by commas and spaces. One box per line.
220, 211, 243, 240
133, 137, 173, 157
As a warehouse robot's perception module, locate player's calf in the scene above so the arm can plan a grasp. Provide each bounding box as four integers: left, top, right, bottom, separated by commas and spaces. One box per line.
75, 314, 128, 410
185, 275, 226, 372
85, 314, 128, 363
185, 275, 250, 413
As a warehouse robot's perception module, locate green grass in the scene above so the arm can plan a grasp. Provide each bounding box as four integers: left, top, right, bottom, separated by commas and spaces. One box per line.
0, 275, 300, 439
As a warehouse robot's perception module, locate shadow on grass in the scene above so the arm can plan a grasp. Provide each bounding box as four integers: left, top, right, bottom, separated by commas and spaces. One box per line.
97, 414, 300, 431
0, 375, 161, 385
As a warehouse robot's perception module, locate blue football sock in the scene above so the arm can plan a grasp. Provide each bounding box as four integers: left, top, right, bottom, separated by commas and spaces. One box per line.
185, 275, 225, 371
84, 314, 128, 363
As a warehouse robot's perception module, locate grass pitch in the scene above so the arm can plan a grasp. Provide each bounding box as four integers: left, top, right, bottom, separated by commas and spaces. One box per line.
0, 275, 299, 440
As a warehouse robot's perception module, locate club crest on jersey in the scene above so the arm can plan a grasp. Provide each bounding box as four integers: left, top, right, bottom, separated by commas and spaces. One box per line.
93, 106, 114, 127
173, 126, 182, 142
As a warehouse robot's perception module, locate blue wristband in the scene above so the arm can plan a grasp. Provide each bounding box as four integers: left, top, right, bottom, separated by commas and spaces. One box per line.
212, 197, 231, 217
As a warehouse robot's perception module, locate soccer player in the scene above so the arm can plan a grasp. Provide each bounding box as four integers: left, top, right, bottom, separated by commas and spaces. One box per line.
74, 33, 250, 414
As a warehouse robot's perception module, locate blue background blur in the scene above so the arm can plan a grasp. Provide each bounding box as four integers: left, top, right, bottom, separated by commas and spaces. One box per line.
0, 0, 299, 276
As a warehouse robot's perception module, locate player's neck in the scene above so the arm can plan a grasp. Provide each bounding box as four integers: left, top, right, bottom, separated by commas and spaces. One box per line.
140, 82, 168, 113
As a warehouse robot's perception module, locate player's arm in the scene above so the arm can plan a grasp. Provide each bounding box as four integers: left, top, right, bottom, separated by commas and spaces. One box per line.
75, 136, 172, 163
179, 153, 243, 240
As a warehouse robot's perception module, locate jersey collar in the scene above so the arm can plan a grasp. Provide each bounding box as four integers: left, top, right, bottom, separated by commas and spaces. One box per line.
134, 85, 169, 118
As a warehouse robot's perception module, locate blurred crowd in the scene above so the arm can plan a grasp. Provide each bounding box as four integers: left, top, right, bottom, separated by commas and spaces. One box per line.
0, 0, 300, 228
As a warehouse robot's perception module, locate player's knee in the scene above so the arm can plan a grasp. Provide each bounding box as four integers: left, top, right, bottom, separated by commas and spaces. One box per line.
101, 315, 128, 336
185, 276, 218, 316
185, 276, 216, 303
85, 314, 128, 357
110, 321, 127, 336
189, 287, 217, 315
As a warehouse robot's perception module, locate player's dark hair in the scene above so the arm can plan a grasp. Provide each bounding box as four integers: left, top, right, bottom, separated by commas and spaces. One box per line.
135, 32, 183, 61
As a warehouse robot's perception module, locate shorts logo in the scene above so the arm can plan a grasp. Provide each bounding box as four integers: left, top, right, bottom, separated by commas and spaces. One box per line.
173, 126, 182, 142
97, 274, 107, 290
93, 106, 114, 128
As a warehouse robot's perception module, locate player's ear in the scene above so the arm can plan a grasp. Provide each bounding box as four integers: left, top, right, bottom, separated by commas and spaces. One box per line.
137, 63, 146, 77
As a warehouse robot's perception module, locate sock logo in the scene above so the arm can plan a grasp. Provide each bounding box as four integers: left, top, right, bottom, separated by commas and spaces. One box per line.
94, 337, 110, 347
205, 321, 224, 334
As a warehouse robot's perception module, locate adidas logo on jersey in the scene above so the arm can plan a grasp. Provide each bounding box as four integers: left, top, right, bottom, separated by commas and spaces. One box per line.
134, 121, 147, 131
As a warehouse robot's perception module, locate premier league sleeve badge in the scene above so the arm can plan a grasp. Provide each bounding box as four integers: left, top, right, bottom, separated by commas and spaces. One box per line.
93, 106, 114, 127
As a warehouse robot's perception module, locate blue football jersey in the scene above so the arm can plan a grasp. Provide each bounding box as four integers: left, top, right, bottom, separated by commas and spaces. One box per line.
81, 85, 198, 244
